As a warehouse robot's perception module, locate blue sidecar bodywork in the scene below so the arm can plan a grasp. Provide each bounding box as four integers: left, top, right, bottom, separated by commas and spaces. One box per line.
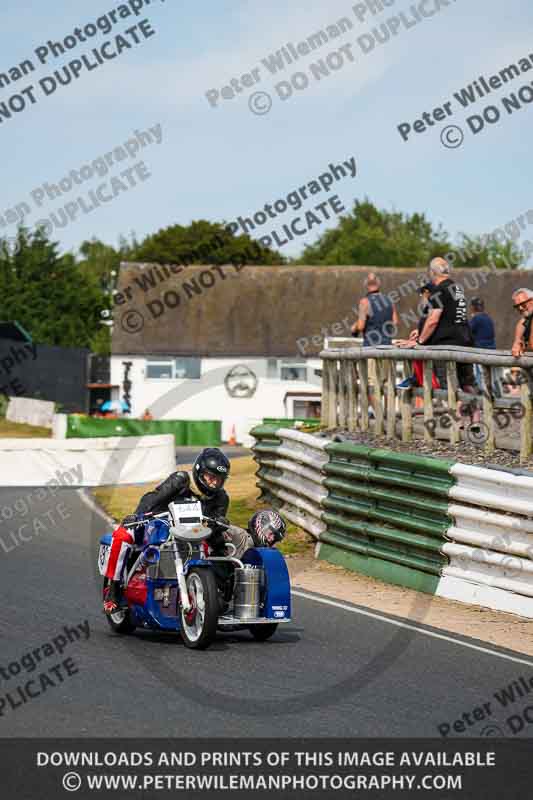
98, 532, 291, 632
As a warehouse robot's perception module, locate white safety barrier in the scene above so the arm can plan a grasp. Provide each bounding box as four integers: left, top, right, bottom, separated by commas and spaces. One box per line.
441, 463, 533, 617
255, 428, 328, 539
6, 397, 55, 428
0, 434, 176, 487
253, 427, 533, 618
52, 414, 68, 439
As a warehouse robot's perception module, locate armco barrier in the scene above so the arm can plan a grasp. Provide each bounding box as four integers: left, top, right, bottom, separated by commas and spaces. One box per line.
250, 427, 533, 618
252, 425, 327, 539
320, 442, 452, 594
65, 416, 221, 446
0, 434, 175, 487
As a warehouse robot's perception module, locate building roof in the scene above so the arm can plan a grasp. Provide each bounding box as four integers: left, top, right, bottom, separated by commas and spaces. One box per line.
111, 262, 531, 357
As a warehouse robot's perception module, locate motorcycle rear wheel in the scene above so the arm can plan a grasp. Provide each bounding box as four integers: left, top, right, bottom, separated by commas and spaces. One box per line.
103, 578, 136, 634
249, 623, 278, 641
180, 569, 218, 650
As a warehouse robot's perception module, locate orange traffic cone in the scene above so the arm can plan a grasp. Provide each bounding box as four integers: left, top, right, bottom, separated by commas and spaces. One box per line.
228, 425, 237, 446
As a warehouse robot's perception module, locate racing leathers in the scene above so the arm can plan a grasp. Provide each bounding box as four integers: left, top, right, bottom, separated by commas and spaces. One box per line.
104, 470, 229, 595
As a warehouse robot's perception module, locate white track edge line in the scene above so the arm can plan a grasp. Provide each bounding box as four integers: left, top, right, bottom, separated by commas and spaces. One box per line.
292, 589, 533, 667
77, 492, 533, 668
77, 488, 117, 528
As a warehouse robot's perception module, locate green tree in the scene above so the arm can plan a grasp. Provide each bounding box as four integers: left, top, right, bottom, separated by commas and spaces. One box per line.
296, 199, 451, 267
450, 233, 522, 269
132, 220, 284, 265
0, 227, 106, 348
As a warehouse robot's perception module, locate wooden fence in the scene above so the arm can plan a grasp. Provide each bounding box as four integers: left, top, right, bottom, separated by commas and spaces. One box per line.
320, 344, 533, 463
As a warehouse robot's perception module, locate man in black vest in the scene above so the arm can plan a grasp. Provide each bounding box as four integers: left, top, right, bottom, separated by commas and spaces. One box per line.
351, 273, 399, 346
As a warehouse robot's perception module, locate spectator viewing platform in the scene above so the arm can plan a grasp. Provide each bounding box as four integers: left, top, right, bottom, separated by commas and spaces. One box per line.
321, 342, 533, 465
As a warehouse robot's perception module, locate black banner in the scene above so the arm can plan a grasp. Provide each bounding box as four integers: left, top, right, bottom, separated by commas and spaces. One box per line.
1, 738, 531, 799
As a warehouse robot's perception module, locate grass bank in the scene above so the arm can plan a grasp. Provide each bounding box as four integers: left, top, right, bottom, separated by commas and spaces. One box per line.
0, 419, 51, 437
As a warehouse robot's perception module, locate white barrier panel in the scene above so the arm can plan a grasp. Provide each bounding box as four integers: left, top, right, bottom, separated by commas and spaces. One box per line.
450, 463, 533, 515
52, 414, 68, 439
0, 434, 175, 487
255, 428, 327, 540
253, 429, 533, 618
6, 397, 55, 428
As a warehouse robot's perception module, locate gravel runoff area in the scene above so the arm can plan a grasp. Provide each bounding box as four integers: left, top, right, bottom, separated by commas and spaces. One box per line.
321, 426, 533, 474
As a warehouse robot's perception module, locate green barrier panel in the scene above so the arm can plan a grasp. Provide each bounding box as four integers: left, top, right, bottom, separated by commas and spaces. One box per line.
66, 417, 221, 446
321, 529, 444, 573
323, 495, 447, 537
323, 476, 450, 516
323, 511, 445, 555
318, 541, 441, 593
249, 425, 283, 451
250, 427, 452, 594
320, 439, 452, 587
326, 441, 454, 476
324, 460, 453, 497
184, 420, 221, 446
250, 424, 282, 440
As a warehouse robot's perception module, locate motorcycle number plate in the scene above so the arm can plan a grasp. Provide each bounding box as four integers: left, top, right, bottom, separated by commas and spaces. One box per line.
98, 544, 110, 576
170, 501, 203, 527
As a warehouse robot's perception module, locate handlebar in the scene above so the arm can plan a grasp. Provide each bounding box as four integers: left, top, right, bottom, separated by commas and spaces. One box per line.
123, 511, 231, 531
122, 511, 171, 529
202, 516, 231, 531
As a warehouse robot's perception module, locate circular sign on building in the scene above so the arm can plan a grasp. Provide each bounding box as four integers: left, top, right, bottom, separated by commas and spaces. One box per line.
224, 364, 258, 398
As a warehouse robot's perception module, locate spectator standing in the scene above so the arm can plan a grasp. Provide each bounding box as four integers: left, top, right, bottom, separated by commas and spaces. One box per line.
409, 256, 479, 427
351, 272, 399, 394
351, 273, 399, 346
511, 288, 533, 357
397, 283, 440, 389
469, 298, 496, 349
469, 297, 496, 392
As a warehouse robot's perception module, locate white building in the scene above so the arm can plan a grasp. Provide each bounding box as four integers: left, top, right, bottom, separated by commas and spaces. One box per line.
110, 355, 321, 443
110, 262, 355, 443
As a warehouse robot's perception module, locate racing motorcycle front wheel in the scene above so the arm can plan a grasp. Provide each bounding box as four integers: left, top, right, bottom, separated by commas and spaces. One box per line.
102, 578, 136, 634
180, 568, 219, 650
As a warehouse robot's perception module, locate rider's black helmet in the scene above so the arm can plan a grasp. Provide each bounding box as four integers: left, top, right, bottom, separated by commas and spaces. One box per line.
247, 509, 286, 547
193, 448, 230, 496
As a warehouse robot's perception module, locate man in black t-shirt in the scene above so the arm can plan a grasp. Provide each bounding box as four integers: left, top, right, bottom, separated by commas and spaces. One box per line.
408, 257, 480, 429
411, 257, 475, 391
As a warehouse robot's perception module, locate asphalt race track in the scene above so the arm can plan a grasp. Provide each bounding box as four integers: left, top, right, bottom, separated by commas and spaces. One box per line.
1, 485, 532, 739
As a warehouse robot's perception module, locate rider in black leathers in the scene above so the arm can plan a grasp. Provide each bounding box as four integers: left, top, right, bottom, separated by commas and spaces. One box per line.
103, 448, 230, 613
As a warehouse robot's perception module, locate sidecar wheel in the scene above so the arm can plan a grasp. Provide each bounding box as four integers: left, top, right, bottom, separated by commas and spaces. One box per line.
249, 623, 278, 641
103, 579, 136, 634
180, 569, 218, 650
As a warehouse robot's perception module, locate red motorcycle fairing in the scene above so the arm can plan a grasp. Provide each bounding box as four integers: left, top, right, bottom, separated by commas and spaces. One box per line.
124, 573, 148, 606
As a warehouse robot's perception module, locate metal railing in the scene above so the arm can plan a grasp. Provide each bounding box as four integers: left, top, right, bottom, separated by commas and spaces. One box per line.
320, 343, 533, 463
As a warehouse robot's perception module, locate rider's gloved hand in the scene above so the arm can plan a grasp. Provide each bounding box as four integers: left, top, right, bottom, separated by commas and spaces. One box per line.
209, 529, 227, 556
121, 514, 138, 526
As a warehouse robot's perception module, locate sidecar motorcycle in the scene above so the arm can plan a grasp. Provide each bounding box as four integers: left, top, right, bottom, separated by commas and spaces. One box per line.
97, 500, 291, 650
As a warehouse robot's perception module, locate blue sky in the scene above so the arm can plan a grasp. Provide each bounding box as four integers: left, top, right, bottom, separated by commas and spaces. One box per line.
1, 0, 533, 261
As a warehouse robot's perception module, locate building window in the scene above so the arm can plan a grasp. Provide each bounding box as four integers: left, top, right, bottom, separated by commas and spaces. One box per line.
174, 357, 201, 379
146, 358, 201, 379
146, 359, 173, 379
266, 358, 278, 379
280, 360, 307, 381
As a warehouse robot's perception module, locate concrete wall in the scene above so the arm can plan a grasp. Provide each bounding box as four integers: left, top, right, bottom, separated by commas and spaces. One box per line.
0, 434, 176, 487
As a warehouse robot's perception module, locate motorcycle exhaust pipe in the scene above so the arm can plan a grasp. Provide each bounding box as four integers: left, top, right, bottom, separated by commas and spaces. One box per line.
140, 546, 160, 567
